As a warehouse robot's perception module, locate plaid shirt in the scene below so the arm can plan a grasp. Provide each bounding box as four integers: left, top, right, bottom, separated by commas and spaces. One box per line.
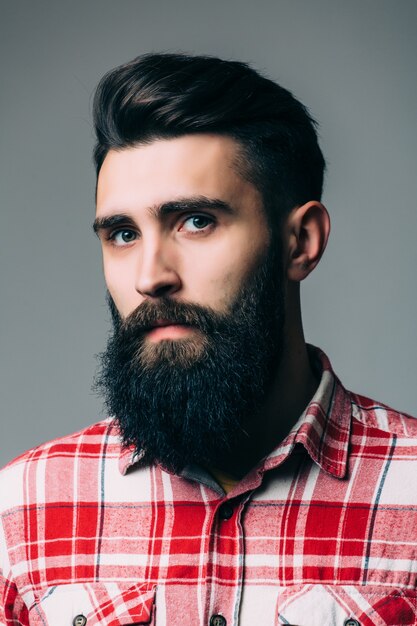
1, 346, 417, 626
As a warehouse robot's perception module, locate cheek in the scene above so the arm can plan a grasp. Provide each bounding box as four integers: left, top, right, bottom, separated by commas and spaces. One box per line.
103, 262, 137, 316
184, 244, 267, 312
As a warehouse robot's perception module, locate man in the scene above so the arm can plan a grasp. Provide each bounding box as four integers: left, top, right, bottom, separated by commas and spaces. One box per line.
1, 53, 416, 626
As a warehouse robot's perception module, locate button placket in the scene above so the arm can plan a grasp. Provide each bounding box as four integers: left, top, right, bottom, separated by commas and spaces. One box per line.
218, 502, 234, 521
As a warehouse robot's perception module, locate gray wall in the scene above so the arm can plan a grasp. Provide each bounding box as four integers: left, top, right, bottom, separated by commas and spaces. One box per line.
1, 0, 416, 467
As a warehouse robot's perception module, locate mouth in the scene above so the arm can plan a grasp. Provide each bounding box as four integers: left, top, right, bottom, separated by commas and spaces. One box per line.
145, 320, 195, 341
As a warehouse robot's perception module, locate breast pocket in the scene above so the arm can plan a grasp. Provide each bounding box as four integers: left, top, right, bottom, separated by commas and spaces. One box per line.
276, 584, 417, 626
29, 581, 156, 626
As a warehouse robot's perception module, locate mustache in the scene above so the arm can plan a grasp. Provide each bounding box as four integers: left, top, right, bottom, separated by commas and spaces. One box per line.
115, 297, 228, 338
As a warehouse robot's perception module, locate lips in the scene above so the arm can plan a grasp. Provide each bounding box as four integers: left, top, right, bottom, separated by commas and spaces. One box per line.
153, 320, 183, 327
145, 321, 194, 341
147, 320, 189, 330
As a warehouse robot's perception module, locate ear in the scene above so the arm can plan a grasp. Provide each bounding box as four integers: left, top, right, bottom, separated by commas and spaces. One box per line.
285, 201, 330, 281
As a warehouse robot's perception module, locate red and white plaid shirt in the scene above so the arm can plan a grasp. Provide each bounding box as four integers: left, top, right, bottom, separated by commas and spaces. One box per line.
1, 347, 417, 626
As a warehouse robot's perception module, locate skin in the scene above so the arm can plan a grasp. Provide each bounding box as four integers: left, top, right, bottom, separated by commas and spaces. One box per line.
95, 134, 330, 493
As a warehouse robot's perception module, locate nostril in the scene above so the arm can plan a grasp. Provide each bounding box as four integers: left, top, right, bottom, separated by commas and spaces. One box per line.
153, 284, 176, 298
135, 266, 182, 299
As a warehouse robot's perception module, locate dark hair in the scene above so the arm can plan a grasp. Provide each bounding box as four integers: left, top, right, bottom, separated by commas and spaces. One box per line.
93, 53, 325, 225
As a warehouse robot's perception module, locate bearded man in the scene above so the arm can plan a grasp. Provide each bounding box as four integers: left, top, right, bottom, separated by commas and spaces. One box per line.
1, 53, 417, 626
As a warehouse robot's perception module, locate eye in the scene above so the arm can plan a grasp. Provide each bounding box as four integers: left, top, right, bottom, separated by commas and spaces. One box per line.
180, 215, 214, 233
109, 229, 138, 246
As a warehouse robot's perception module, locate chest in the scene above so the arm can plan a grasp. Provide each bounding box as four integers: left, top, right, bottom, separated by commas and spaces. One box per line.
6, 453, 417, 625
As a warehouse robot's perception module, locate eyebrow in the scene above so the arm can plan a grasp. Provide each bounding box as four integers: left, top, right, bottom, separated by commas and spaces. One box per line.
92, 196, 234, 236
92, 213, 134, 236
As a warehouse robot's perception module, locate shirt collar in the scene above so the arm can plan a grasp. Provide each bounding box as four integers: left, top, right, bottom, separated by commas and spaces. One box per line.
119, 444, 142, 475
118, 345, 352, 479
262, 345, 352, 479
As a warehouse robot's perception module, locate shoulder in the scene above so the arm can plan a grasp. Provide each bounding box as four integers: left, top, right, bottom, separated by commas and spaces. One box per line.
1, 418, 120, 471
0, 418, 121, 514
349, 391, 417, 438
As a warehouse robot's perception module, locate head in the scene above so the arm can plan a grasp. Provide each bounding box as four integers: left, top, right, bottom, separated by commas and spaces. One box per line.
93, 52, 325, 235
92, 53, 330, 471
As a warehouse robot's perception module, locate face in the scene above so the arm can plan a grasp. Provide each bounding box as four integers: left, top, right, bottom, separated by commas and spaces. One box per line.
95, 134, 271, 325
94, 134, 286, 472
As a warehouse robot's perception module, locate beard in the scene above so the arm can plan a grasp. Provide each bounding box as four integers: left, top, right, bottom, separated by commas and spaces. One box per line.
94, 247, 285, 473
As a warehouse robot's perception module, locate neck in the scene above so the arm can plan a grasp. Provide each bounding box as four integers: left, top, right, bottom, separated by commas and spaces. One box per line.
209, 288, 318, 493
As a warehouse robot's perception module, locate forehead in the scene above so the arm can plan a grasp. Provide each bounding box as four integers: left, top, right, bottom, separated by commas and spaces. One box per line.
96, 134, 262, 216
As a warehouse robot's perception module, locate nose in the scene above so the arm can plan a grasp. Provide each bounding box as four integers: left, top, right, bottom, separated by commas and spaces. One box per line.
135, 240, 182, 299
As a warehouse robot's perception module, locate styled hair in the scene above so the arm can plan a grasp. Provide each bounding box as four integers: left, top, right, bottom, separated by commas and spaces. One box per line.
93, 53, 325, 225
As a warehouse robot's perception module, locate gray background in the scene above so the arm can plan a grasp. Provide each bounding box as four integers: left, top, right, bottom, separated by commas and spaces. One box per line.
1, 0, 416, 467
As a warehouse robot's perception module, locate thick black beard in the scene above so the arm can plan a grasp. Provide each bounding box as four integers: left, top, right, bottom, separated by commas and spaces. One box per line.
94, 249, 285, 472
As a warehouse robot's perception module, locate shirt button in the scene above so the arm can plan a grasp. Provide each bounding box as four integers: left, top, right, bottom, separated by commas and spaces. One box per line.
218, 502, 233, 520
73, 616, 87, 626
344, 620, 360, 626
210, 615, 227, 626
